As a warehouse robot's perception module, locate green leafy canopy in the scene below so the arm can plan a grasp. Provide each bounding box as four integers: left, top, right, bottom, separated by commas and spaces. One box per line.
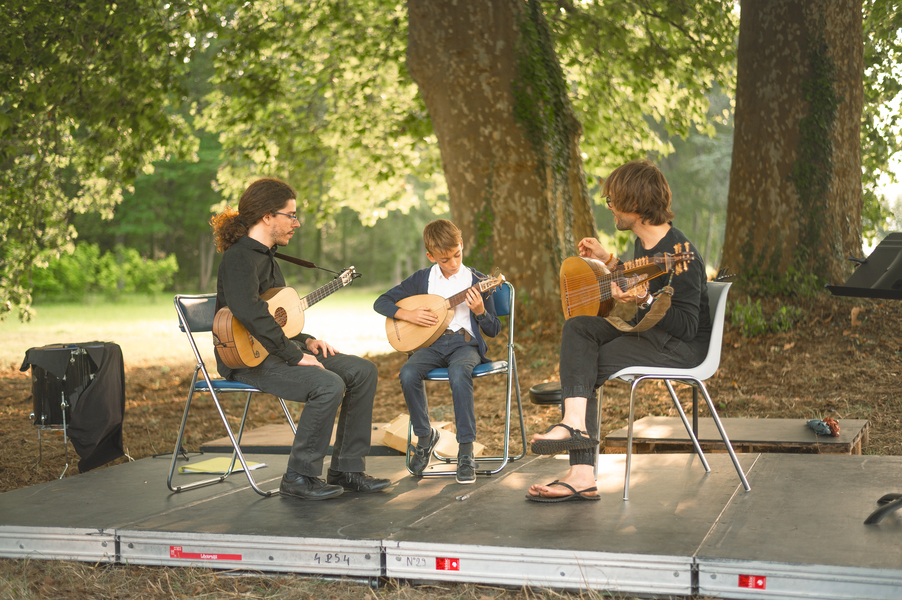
0, 0, 207, 319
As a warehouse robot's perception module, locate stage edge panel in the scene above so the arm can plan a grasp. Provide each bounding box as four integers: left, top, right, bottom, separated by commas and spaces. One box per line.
697, 558, 902, 600
0, 526, 116, 563
118, 530, 382, 578
384, 541, 692, 595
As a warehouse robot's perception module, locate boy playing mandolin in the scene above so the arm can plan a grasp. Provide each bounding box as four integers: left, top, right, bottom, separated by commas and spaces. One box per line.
374, 219, 502, 484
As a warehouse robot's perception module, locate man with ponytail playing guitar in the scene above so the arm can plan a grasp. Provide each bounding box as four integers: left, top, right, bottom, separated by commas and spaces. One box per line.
527, 159, 712, 502
374, 219, 502, 484
212, 177, 390, 501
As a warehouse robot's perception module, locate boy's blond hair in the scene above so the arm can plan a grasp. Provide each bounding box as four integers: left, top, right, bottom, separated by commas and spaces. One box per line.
423, 219, 463, 255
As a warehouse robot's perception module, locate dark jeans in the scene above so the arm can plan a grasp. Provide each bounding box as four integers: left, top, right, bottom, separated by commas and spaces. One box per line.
560, 316, 706, 466
231, 351, 378, 477
399, 333, 481, 444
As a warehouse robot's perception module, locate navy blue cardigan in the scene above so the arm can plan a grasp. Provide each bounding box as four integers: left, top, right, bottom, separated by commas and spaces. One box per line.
373, 267, 502, 363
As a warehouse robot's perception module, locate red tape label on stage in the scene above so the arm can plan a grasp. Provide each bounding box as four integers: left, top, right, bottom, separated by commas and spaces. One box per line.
170, 546, 242, 561
738, 574, 766, 589
435, 557, 460, 571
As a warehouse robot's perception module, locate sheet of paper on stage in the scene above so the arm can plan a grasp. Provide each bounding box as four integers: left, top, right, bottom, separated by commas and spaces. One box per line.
178, 456, 266, 474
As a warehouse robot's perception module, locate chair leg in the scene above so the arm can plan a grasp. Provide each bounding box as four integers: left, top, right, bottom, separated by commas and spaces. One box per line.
594, 387, 603, 481
278, 398, 298, 435
167, 368, 204, 493
664, 380, 710, 472
623, 380, 641, 500
404, 420, 418, 475
508, 355, 528, 463
479, 353, 527, 473
168, 368, 279, 498
697, 381, 751, 492
225, 391, 255, 477
692, 387, 699, 438
205, 387, 279, 497
416, 356, 527, 478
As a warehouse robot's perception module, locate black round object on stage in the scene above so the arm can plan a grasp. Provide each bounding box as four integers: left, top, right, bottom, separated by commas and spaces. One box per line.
529, 381, 562, 405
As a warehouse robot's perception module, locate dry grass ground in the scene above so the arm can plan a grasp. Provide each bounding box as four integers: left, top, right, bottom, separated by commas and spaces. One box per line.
1, 290, 900, 599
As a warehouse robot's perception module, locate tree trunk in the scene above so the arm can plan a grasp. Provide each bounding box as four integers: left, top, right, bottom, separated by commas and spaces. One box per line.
407, 0, 595, 317
198, 233, 214, 292
722, 0, 863, 287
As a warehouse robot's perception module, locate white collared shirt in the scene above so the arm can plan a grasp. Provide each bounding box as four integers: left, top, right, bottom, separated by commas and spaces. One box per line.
427, 263, 475, 337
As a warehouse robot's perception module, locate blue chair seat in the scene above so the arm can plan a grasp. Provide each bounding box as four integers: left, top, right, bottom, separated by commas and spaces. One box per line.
194, 379, 260, 393
425, 360, 509, 381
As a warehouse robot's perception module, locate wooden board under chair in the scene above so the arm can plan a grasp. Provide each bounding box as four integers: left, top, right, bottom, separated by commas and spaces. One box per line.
199, 422, 402, 456
603, 416, 869, 455
380, 414, 485, 457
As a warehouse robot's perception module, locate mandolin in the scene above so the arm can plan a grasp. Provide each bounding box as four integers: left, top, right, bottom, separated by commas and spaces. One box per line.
560, 244, 693, 319
213, 267, 357, 369
384, 273, 505, 353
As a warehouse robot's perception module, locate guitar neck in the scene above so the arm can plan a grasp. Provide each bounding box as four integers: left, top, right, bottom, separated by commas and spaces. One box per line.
445, 278, 500, 309
445, 285, 477, 310
299, 276, 349, 311
598, 264, 667, 301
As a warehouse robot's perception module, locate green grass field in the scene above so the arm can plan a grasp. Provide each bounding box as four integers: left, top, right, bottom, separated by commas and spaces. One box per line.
0, 287, 392, 369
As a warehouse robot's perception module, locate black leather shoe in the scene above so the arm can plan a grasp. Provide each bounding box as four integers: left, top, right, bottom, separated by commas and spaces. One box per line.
327, 469, 391, 493
279, 474, 343, 500
408, 427, 440, 476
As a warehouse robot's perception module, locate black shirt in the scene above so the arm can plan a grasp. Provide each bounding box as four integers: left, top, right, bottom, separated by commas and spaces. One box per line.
632, 226, 712, 348
215, 236, 312, 378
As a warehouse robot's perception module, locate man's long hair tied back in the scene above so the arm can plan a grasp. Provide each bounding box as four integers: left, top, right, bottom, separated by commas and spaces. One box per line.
210, 178, 297, 253
210, 207, 245, 253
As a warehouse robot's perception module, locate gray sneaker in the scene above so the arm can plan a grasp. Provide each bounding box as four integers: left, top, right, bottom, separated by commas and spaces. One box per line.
408, 427, 440, 476
456, 454, 477, 484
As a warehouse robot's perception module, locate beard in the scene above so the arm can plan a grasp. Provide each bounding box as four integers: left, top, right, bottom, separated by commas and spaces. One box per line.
270, 222, 294, 246
613, 213, 636, 231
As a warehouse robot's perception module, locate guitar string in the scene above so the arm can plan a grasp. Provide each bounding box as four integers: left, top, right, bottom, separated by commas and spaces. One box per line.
562, 270, 657, 310
400, 279, 502, 323
281, 276, 350, 322
562, 265, 677, 310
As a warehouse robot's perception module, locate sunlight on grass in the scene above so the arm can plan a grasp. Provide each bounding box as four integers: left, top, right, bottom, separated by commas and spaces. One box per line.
0, 287, 395, 369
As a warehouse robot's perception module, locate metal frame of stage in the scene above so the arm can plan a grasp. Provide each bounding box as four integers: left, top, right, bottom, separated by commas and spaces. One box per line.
2, 452, 902, 599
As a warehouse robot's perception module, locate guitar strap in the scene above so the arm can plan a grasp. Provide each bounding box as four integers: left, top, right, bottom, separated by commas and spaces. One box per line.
274, 252, 316, 269
604, 286, 674, 333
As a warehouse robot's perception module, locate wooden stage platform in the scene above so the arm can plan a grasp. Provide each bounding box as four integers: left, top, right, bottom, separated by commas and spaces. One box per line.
604, 417, 869, 455
2, 449, 902, 598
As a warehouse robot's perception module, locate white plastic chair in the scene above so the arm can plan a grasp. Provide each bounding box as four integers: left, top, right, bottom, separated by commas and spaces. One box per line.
605, 281, 751, 500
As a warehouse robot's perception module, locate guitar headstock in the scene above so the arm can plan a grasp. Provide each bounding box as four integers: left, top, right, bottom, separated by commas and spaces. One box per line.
338, 267, 359, 286
669, 242, 694, 275
478, 268, 506, 293
622, 243, 694, 277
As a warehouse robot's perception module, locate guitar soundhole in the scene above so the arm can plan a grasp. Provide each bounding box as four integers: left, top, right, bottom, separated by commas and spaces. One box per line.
274, 307, 288, 327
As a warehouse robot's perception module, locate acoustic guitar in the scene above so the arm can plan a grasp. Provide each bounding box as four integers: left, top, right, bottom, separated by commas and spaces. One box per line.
384, 273, 505, 353
560, 243, 693, 319
213, 267, 357, 369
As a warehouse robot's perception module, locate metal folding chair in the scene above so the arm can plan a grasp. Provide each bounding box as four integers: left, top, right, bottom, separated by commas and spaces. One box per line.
603, 281, 752, 499
407, 281, 527, 477
167, 294, 296, 497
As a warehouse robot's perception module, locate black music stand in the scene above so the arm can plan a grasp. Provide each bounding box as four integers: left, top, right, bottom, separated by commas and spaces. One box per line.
826, 233, 902, 524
